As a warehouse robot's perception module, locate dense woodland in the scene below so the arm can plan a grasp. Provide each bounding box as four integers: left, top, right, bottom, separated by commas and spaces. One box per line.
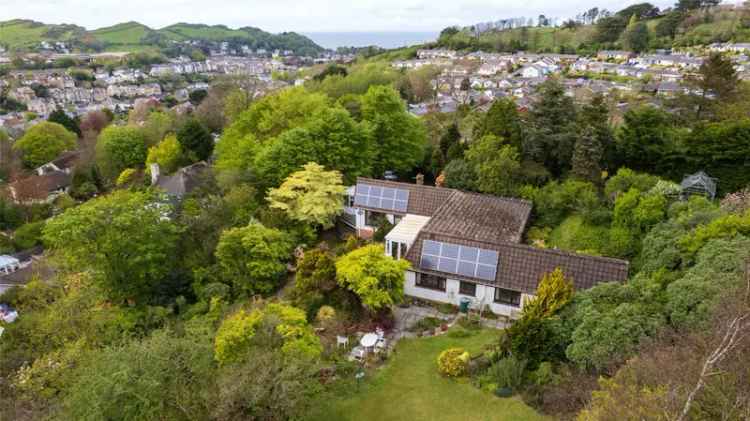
1, 7, 750, 420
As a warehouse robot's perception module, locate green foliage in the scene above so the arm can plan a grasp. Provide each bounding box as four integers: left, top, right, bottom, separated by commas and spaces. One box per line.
215, 221, 294, 295
465, 134, 521, 197
115, 168, 137, 186
615, 106, 678, 174
487, 356, 527, 390
47, 109, 81, 137
146, 134, 183, 174
437, 347, 470, 377
43, 190, 180, 303
505, 268, 575, 367
13, 122, 77, 168
266, 162, 346, 228
525, 78, 578, 177
526, 179, 604, 227
335, 244, 410, 311
571, 127, 603, 185
604, 167, 660, 202
214, 303, 322, 365
678, 210, 750, 260
474, 98, 523, 150
361, 85, 426, 176
95, 126, 148, 182
176, 118, 213, 162
548, 215, 609, 255
566, 302, 664, 370
621, 15, 650, 53
64, 328, 214, 421
13, 221, 45, 250
308, 63, 401, 99
442, 158, 477, 191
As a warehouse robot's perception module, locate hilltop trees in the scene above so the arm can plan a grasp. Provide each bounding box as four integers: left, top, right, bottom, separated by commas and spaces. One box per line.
176, 118, 214, 162
13, 122, 77, 168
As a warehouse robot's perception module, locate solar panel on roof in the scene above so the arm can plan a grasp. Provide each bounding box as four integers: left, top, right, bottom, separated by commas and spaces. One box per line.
354, 183, 410, 213
419, 240, 498, 282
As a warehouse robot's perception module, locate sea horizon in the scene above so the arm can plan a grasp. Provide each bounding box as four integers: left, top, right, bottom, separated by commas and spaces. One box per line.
302, 31, 439, 50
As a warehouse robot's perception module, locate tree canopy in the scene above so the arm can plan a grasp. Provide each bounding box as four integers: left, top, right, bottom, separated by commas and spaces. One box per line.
13, 122, 77, 168
335, 244, 410, 311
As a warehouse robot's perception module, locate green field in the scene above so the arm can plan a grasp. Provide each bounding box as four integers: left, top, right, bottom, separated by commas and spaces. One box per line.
0, 19, 83, 49
306, 328, 546, 421
89, 22, 154, 45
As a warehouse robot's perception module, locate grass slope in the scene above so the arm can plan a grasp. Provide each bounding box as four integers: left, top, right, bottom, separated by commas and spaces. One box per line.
306, 328, 546, 421
89, 21, 154, 45
0, 19, 84, 49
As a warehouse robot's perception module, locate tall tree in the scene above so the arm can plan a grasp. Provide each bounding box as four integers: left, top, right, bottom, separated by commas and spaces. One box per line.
571, 127, 604, 185
622, 15, 650, 53
474, 98, 523, 150
361, 85, 426, 176
177, 118, 214, 162
466, 135, 522, 197
266, 162, 346, 229
525, 79, 578, 176
689, 52, 740, 120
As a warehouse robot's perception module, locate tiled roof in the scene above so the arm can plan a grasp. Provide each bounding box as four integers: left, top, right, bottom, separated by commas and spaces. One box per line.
421, 190, 531, 244
6, 171, 71, 202
405, 234, 629, 294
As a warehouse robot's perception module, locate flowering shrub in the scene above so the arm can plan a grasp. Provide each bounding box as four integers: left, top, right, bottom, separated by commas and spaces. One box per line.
437, 347, 470, 377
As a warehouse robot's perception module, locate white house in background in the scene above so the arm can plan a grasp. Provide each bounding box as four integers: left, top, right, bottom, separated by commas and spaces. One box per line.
341, 178, 629, 318
519, 64, 548, 79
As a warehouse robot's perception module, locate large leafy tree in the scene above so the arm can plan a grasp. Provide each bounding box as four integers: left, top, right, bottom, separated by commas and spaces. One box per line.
43, 190, 180, 303
361, 85, 427, 176
465, 134, 522, 197
215, 221, 294, 295
335, 244, 410, 311
177, 118, 214, 162
689, 52, 740, 120
13, 122, 77, 168
95, 126, 148, 181
267, 162, 346, 229
253, 107, 374, 188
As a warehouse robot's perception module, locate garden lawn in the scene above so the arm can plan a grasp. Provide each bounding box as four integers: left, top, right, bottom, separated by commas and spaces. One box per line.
306, 328, 547, 421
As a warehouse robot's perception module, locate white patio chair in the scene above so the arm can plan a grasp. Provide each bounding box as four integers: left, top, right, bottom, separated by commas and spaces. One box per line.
336, 335, 349, 348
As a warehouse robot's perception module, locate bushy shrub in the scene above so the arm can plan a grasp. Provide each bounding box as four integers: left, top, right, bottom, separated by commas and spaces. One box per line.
487, 356, 527, 390
437, 347, 470, 377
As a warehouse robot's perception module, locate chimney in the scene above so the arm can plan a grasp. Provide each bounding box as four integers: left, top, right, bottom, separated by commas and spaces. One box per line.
149, 163, 160, 185
415, 173, 424, 186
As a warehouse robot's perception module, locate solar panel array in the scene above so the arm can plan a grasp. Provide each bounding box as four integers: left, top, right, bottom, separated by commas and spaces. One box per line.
420, 240, 499, 282
354, 183, 410, 213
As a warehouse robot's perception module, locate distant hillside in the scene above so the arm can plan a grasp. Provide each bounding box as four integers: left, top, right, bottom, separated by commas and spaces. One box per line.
0, 20, 324, 56
0, 19, 85, 50
434, 5, 750, 53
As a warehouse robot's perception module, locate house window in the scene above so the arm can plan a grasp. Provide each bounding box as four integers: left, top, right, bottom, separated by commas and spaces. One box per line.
389, 241, 399, 259
494, 288, 521, 307
416, 273, 446, 291
345, 194, 354, 207
459, 281, 476, 297
400, 242, 407, 259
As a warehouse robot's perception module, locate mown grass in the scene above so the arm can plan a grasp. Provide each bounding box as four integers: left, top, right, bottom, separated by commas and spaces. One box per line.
305, 328, 546, 421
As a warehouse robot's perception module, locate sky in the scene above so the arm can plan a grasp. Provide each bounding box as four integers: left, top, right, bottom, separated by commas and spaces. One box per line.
0, 0, 693, 33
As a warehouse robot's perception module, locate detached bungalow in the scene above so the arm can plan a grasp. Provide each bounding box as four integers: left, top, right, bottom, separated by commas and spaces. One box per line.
343, 178, 628, 318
